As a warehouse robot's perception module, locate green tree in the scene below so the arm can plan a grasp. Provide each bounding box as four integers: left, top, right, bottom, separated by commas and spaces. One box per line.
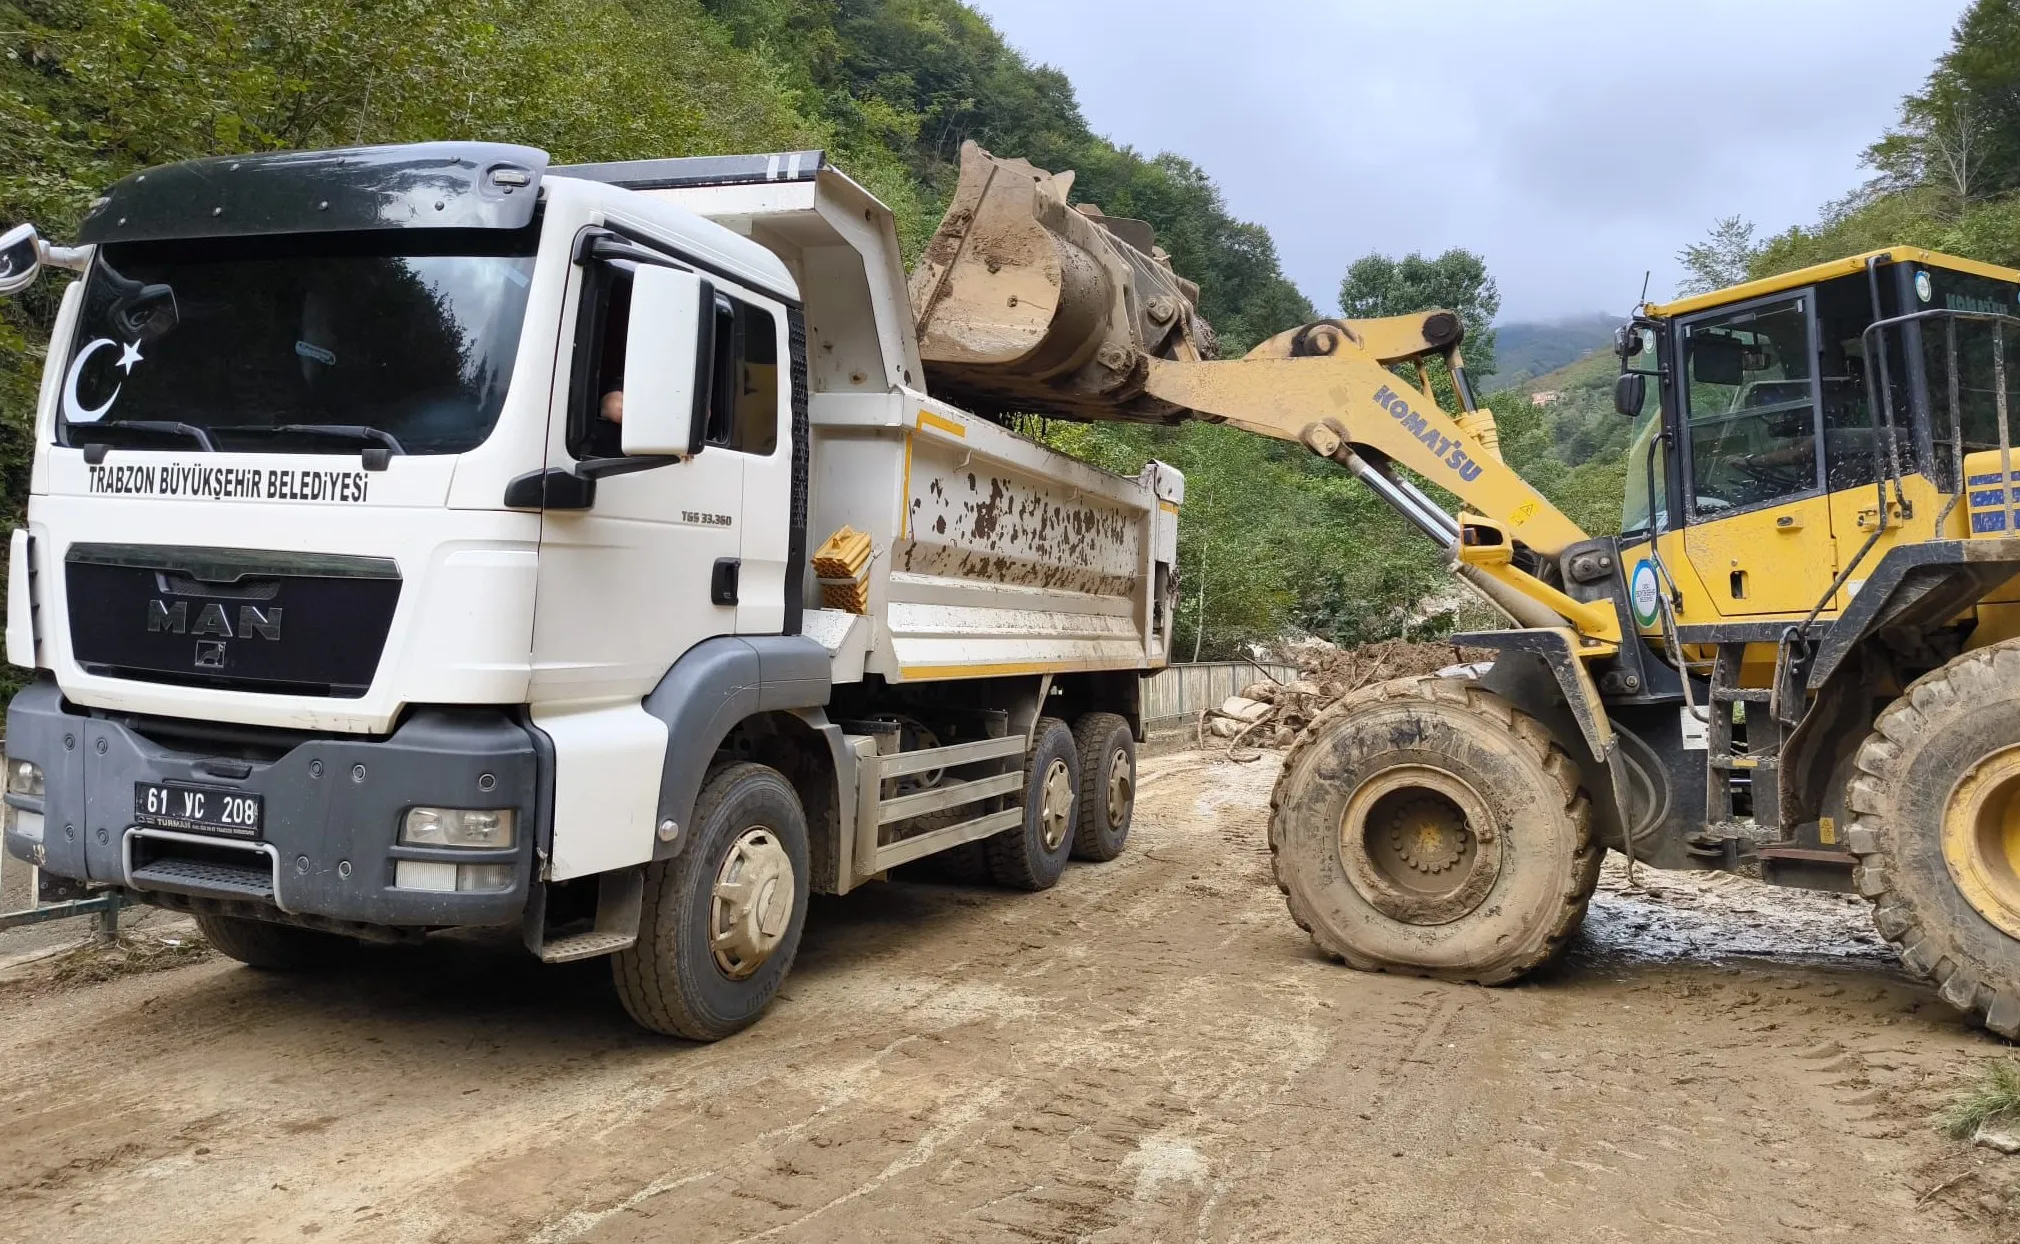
1338, 249, 1499, 376
1676, 215, 1759, 296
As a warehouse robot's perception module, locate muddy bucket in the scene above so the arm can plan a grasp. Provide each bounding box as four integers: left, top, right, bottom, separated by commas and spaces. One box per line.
907, 141, 1216, 423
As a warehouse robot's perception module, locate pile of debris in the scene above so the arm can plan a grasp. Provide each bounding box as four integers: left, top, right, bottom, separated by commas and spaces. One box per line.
1202, 639, 1491, 758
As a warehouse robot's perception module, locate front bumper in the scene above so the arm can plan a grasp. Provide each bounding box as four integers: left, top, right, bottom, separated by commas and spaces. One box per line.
4, 679, 544, 928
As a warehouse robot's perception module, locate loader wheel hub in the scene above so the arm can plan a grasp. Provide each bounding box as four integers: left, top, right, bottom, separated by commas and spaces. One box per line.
1942, 745, 2020, 940
1390, 796, 1470, 873
1340, 766, 1500, 926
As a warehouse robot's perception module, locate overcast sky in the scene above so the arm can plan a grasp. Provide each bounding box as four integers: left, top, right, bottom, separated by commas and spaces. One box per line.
970, 0, 1968, 323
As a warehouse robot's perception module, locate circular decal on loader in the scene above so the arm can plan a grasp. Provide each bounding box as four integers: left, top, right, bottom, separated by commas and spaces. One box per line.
1630, 559, 1662, 628
1915, 270, 1933, 303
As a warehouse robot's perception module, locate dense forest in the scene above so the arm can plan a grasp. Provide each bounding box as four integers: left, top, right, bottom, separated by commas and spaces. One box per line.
4, 0, 2005, 660
0, 0, 1527, 658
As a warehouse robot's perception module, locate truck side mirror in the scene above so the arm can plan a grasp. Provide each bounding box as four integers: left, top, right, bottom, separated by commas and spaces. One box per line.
621, 265, 716, 458
1614, 372, 1647, 419
0, 224, 42, 297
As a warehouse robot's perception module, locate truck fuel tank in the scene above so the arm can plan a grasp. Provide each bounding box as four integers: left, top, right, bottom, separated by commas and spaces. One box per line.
907, 141, 1217, 424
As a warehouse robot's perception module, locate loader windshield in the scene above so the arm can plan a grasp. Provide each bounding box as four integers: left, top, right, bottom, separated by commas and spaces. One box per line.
56, 225, 539, 455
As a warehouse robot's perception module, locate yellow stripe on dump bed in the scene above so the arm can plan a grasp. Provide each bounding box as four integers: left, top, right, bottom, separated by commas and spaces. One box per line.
917, 410, 966, 438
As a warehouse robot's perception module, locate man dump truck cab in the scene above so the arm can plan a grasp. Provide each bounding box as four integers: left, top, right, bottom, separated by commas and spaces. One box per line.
0, 142, 1187, 1039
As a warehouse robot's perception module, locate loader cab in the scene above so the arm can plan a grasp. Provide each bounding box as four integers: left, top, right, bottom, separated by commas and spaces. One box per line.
1618, 249, 2020, 629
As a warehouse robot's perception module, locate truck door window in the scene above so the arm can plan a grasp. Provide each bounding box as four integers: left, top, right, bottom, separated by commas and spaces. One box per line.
569, 262, 633, 461
705, 297, 779, 456
1682, 295, 1820, 515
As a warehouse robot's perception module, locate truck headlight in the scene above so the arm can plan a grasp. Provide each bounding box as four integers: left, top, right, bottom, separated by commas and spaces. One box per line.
402, 807, 515, 849
8, 759, 43, 798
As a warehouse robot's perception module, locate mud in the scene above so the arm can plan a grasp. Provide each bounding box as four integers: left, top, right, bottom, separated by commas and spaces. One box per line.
1, 750, 2015, 1242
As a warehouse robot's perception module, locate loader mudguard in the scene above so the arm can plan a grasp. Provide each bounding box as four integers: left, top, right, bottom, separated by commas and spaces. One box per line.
1459, 627, 1674, 863
1453, 627, 1611, 763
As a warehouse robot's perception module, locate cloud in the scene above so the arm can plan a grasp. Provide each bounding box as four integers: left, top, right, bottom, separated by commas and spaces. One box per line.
971, 0, 1965, 319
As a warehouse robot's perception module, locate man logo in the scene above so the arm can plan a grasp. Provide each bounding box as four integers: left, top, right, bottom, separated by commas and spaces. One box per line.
146, 599, 283, 640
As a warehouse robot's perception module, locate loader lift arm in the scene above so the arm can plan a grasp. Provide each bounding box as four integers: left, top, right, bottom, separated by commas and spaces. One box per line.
1140, 312, 1621, 650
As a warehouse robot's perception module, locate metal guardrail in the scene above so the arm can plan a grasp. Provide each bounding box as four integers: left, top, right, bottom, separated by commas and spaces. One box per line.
0, 846, 126, 938
1142, 661, 1300, 730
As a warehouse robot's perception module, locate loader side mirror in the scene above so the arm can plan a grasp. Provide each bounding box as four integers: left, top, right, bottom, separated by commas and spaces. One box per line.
1614, 372, 1647, 419
1614, 325, 1641, 360
621, 265, 716, 458
0, 224, 42, 297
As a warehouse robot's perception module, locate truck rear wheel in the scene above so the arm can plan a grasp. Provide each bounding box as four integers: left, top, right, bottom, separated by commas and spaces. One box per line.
1268, 676, 1598, 984
613, 762, 809, 1041
195, 912, 356, 970
987, 717, 1079, 890
1846, 640, 2020, 1037
1071, 712, 1135, 861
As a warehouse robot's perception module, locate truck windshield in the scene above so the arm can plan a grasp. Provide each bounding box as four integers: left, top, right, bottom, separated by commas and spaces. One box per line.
55, 226, 538, 456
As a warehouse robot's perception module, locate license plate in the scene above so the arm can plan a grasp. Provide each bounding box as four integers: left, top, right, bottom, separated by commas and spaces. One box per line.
133, 782, 265, 840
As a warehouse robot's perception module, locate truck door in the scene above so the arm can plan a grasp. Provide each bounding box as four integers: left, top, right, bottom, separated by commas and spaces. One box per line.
1675, 290, 1841, 617
529, 250, 789, 702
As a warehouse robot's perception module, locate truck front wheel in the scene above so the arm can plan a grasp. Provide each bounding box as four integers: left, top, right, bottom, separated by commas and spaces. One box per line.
613, 763, 810, 1040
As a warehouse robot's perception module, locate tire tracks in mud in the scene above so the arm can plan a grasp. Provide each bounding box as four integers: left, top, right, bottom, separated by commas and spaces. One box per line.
0, 750, 2012, 1244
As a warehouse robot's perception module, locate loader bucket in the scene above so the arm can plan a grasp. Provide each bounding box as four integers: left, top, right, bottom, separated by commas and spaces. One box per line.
908, 141, 1216, 423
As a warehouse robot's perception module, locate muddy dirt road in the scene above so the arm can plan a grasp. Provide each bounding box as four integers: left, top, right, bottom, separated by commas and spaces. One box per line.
2, 750, 2014, 1242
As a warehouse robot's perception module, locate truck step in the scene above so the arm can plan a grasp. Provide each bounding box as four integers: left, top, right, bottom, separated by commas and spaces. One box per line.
131, 856, 275, 902
535, 930, 637, 963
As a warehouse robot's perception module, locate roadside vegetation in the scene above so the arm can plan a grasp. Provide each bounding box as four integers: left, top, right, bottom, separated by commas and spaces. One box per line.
6, 1, 2014, 663
1939, 1059, 2020, 1140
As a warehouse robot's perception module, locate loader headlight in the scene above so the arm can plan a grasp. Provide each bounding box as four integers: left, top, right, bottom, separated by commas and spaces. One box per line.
7, 759, 43, 798
401, 807, 515, 849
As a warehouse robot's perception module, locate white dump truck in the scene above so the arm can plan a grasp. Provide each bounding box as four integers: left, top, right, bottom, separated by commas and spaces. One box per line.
0, 142, 1187, 1038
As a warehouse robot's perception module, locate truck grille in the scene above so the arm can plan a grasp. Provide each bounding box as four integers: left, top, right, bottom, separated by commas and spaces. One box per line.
66, 544, 400, 698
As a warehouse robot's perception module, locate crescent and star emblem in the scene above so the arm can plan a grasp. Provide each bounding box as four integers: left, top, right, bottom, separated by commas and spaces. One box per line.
61, 337, 142, 423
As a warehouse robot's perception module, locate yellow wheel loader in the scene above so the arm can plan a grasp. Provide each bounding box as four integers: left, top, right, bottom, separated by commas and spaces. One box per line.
915, 143, 2020, 1036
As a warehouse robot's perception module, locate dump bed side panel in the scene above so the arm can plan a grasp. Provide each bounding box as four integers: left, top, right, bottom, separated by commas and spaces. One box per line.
804, 391, 1172, 684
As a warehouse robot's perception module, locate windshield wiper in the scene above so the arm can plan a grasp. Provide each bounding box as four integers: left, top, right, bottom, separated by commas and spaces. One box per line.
222, 424, 407, 455
77, 421, 216, 456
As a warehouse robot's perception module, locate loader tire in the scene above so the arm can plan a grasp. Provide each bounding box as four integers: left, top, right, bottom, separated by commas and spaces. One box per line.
1845, 640, 2020, 1038
195, 912, 355, 971
1268, 676, 1598, 985
986, 717, 1079, 891
613, 763, 809, 1041
1071, 712, 1136, 862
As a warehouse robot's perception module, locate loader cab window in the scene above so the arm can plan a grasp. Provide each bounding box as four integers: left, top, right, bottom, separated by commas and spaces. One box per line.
1618, 322, 1668, 539
1681, 294, 1820, 517
1620, 407, 1668, 539
1814, 275, 1885, 495
1917, 267, 2020, 489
